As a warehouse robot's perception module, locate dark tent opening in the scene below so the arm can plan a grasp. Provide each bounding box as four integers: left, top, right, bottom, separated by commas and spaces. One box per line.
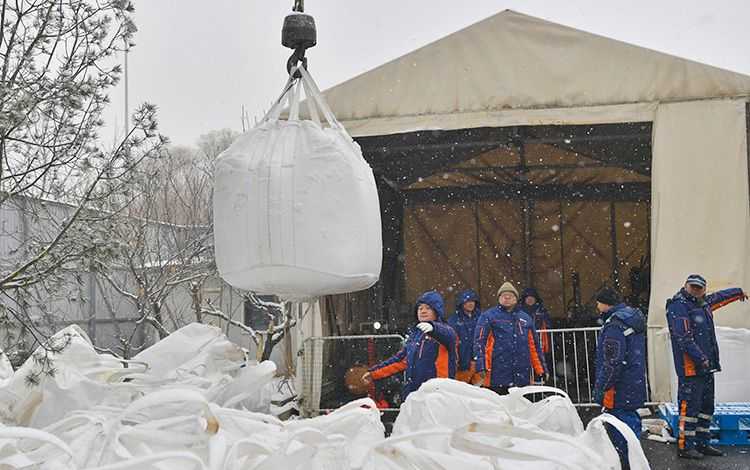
322, 122, 652, 335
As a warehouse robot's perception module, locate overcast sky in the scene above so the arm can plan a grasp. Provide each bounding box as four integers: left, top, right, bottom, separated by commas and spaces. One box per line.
105, 0, 750, 147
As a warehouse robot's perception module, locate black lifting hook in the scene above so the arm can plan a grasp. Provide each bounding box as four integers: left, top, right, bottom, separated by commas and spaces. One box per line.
282, 0, 316, 77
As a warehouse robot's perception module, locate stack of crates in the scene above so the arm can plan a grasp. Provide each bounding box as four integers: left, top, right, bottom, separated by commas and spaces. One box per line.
660, 402, 750, 446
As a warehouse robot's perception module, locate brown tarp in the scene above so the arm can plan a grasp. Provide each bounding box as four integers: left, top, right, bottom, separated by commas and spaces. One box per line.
401, 144, 649, 320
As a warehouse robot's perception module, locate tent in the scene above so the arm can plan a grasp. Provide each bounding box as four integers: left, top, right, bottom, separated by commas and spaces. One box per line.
316, 10, 750, 402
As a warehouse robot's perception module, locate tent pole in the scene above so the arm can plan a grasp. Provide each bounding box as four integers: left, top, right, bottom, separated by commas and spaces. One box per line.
474, 199, 482, 301
518, 139, 533, 288
523, 200, 533, 287
559, 200, 568, 317
610, 201, 620, 290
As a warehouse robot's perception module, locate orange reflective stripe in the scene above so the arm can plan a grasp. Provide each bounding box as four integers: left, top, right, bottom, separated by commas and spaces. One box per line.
484, 334, 494, 386
539, 321, 550, 353
603, 388, 615, 409
683, 353, 696, 377
541, 331, 550, 354
371, 358, 407, 380
527, 331, 545, 375
682, 318, 690, 332
435, 345, 449, 378
678, 400, 688, 449
711, 294, 744, 312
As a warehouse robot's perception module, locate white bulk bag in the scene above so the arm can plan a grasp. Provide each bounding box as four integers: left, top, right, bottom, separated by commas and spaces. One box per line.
504, 385, 584, 436
392, 379, 583, 437
132, 323, 245, 381
0, 426, 76, 469
213, 66, 382, 299
392, 379, 514, 437
285, 398, 385, 468
2, 325, 129, 428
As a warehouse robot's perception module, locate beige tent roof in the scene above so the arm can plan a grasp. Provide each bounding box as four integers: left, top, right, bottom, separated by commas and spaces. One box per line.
321, 10, 750, 136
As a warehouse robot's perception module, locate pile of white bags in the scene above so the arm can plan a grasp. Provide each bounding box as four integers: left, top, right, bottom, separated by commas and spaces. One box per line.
380, 379, 649, 470
0, 393, 384, 469
0, 327, 650, 469
0, 324, 277, 429
393, 381, 584, 437
213, 66, 382, 300
131, 322, 246, 381
0, 325, 133, 428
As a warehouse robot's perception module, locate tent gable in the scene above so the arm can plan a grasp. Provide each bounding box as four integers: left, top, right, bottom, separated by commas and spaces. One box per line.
322, 10, 750, 129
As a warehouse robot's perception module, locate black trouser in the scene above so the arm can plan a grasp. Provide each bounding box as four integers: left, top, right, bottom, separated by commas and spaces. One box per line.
543, 352, 553, 374
676, 374, 715, 450
604, 409, 642, 470
488, 385, 510, 395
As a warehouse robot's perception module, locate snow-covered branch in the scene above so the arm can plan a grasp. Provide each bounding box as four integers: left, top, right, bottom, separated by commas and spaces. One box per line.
200, 300, 260, 346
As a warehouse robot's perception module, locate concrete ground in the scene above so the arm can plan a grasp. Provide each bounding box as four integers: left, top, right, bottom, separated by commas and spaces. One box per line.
641, 439, 750, 470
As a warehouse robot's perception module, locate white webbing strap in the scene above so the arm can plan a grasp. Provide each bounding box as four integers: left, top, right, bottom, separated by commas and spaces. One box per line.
259, 65, 344, 132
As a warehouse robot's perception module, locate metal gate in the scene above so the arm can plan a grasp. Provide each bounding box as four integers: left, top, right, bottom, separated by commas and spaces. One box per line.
539, 326, 651, 406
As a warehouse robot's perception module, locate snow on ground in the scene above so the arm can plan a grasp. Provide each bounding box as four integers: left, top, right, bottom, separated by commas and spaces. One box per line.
0, 323, 650, 469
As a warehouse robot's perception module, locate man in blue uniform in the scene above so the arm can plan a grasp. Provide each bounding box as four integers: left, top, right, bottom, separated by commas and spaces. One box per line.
520, 288, 553, 365
448, 289, 482, 384
364, 290, 458, 401
475, 282, 547, 394
593, 287, 647, 470
666, 274, 747, 459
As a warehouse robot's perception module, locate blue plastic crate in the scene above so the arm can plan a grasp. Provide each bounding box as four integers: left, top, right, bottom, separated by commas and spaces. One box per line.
714, 403, 750, 431
660, 402, 750, 446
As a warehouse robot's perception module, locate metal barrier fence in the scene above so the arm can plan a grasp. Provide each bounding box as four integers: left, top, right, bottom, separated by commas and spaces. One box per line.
538, 326, 651, 407
301, 334, 404, 416
300, 327, 651, 415
538, 327, 600, 406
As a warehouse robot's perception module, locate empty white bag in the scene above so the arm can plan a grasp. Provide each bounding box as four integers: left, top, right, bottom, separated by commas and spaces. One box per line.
213, 66, 382, 299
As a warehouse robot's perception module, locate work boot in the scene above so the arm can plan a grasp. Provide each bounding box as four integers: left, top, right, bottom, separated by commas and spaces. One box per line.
678, 449, 704, 460
697, 445, 725, 457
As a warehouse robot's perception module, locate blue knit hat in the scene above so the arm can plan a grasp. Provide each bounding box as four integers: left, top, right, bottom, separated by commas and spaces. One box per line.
686, 274, 707, 288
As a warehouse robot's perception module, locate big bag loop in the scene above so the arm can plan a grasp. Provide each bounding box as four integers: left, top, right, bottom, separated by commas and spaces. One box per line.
262, 65, 342, 132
